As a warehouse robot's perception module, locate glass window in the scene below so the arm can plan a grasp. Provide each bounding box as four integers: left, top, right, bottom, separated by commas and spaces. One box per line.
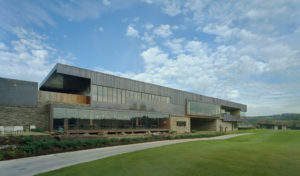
107, 87, 112, 103
176, 121, 186, 127
166, 97, 170, 103
141, 93, 145, 101
118, 89, 122, 104
97, 86, 103, 102
102, 87, 108, 102
126, 90, 130, 100
133, 92, 137, 100
161, 97, 165, 103
137, 92, 141, 100
112, 88, 117, 103
91, 85, 97, 102
187, 101, 220, 116
122, 90, 126, 104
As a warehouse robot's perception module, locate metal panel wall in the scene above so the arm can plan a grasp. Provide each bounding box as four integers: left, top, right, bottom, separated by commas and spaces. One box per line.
54, 64, 247, 111
0, 77, 38, 107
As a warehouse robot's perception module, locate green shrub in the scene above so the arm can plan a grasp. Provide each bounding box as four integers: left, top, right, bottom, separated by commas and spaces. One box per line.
31, 128, 44, 133
20, 137, 33, 144
0, 151, 4, 160
132, 137, 144, 142
109, 138, 119, 143
167, 135, 173, 140
120, 138, 132, 143
153, 135, 163, 140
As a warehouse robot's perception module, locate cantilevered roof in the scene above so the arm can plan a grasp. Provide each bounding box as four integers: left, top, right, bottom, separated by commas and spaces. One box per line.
40, 63, 247, 111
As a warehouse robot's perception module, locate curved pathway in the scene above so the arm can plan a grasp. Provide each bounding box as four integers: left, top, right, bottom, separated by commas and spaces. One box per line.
0, 133, 251, 176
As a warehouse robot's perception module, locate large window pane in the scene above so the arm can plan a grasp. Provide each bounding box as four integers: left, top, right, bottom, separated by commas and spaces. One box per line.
53, 107, 169, 131
98, 86, 103, 102
107, 87, 112, 103
112, 88, 117, 103
187, 101, 220, 116
91, 85, 97, 102
133, 92, 137, 100
118, 89, 122, 104
103, 87, 108, 102
166, 97, 170, 103
122, 90, 126, 104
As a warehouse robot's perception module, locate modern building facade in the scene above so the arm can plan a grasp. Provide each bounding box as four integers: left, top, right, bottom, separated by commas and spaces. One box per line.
0, 64, 246, 134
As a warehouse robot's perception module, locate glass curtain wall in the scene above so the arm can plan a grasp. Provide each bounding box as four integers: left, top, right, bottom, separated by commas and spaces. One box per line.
53, 107, 169, 131
187, 100, 220, 116
91, 85, 171, 105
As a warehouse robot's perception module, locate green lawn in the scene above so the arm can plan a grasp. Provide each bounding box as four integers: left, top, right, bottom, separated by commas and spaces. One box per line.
37, 130, 300, 176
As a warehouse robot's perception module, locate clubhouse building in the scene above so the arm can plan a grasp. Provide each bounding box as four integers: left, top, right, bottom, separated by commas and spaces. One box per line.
0, 64, 246, 134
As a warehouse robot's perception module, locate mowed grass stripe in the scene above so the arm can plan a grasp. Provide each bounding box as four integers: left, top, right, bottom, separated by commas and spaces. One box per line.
37, 130, 300, 176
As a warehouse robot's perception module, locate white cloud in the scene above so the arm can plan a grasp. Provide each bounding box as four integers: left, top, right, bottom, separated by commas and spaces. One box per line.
141, 32, 155, 45
133, 17, 140, 22
126, 25, 139, 37
0, 42, 8, 50
164, 38, 184, 54
0, 27, 73, 82
161, 0, 182, 16
144, 23, 154, 30
98, 27, 104, 32
102, 0, 111, 6
153, 24, 173, 38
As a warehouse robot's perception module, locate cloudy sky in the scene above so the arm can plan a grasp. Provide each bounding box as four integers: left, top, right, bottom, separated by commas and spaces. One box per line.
0, 0, 300, 116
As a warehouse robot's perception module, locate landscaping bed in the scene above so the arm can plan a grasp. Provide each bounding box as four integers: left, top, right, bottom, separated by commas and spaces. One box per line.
0, 132, 225, 161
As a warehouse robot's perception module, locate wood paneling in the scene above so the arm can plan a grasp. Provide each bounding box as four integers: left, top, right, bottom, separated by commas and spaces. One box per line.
39, 91, 90, 104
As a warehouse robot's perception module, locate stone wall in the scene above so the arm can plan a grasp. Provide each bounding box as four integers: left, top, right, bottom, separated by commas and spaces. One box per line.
216, 119, 234, 132
190, 118, 217, 131
170, 116, 190, 133
0, 102, 50, 131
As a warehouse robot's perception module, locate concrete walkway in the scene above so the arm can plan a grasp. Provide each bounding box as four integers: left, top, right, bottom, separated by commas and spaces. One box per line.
0, 133, 251, 176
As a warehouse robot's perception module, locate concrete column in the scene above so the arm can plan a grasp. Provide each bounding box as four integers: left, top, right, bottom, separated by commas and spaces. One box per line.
64, 118, 68, 131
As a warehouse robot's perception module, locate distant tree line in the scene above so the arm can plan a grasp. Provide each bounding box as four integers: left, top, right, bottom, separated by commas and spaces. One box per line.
244, 113, 300, 129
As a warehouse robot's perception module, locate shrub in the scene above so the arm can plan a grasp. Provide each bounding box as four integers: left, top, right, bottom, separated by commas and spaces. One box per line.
31, 128, 44, 133
19, 137, 33, 145
0, 151, 3, 160
153, 135, 163, 140
109, 138, 119, 143
132, 137, 144, 142
120, 138, 132, 143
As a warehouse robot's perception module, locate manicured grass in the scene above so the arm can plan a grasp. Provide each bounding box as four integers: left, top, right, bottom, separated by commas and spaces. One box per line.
37, 130, 300, 176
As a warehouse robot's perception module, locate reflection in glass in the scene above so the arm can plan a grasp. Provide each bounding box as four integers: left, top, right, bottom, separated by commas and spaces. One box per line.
98, 86, 103, 102
91, 85, 97, 101
122, 90, 126, 104
53, 107, 169, 131
118, 89, 122, 104
103, 87, 108, 102
187, 101, 220, 116
113, 88, 117, 104
107, 87, 112, 103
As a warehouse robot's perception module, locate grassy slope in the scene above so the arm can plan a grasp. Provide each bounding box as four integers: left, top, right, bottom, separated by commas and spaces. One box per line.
37, 130, 300, 176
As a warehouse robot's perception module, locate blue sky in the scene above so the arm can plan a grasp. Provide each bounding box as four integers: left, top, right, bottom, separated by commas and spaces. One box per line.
0, 0, 300, 116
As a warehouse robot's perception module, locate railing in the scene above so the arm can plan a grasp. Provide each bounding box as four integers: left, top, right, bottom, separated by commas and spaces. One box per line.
221, 114, 247, 122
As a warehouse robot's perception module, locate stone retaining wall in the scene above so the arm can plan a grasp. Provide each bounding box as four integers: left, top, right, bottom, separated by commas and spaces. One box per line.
0, 102, 49, 131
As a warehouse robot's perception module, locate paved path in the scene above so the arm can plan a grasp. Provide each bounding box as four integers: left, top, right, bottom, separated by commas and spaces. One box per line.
0, 133, 251, 176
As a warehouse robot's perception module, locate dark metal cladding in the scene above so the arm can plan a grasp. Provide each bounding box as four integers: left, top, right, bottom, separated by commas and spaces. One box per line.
0, 77, 38, 107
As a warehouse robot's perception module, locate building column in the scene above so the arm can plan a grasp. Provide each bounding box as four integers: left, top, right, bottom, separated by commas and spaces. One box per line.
64, 118, 68, 131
